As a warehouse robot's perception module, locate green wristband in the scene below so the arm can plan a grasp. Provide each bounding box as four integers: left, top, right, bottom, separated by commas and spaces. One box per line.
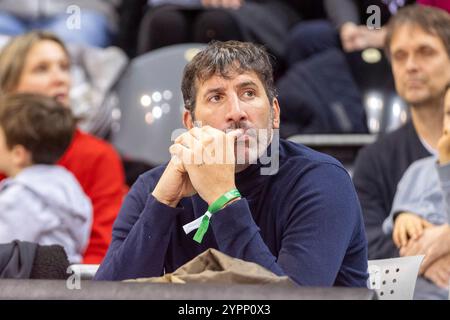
193, 188, 241, 243
207, 189, 242, 214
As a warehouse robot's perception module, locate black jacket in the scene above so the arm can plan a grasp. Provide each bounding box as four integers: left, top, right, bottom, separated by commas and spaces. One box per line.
352, 122, 431, 259
277, 48, 368, 136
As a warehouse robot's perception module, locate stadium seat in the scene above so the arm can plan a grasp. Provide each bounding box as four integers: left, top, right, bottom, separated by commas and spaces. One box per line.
367, 255, 424, 300
111, 43, 206, 166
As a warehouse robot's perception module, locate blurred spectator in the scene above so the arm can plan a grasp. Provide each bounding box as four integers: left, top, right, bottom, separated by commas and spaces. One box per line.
285, 0, 415, 66
418, 0, 450, 13
276, 0, 416, 136
0, 31, 128, 264
137, 0, 303, 61
0, 35, 128, 138
352, 5, 450, 277
0, 94, 92, 264
0, 0, 121, 48
380, 85, 450, 299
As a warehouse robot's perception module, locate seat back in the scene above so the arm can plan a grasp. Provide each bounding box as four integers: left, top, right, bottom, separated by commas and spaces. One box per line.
111, 43, 206, 165
363, 90, 409, 134
368, 255, 424, 300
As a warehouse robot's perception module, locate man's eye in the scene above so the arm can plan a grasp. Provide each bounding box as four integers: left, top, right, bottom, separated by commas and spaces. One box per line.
209, 95, 221, 102
394, 52, 407, 61
243, 90, 255, 98
419, 47, 435, 57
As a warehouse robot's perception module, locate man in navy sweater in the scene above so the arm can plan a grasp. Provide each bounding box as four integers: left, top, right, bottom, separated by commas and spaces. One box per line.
95, 41, 368, 286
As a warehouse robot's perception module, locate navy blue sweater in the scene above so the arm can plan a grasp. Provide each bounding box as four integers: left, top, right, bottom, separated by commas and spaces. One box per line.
95, 139, 368, 286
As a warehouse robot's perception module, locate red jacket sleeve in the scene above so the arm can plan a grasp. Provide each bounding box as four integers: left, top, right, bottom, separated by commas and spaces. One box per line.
81, 145, 128, 264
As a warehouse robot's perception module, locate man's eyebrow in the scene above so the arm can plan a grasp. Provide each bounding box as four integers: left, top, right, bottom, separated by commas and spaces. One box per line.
417, 44, 436, 50
392, 47, 406, 54
203, 87, 225, 98
236, 80, 258, 89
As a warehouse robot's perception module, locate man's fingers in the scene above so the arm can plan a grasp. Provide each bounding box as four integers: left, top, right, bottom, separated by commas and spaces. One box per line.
170, 143, 198, 166
202, 125, 241, 147
177, 132, 204, 154
189, 127, 214, 147
170, 143, 185, 166
188, 127, 203, 140
200, 125, 223, 137
195, 126, 228, 161
178, 125, 241, 165
227, 128, 243, 139
170, 143, 190, 157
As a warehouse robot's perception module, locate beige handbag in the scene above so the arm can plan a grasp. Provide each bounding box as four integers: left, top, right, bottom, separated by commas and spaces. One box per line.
126, 248, 294, 286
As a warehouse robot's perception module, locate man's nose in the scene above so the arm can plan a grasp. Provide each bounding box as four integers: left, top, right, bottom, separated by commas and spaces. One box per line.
405, 54, 419, 72
225, 95, 248, 123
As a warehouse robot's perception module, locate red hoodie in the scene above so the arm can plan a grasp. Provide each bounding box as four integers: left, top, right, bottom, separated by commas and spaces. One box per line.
1, 129, 128, 264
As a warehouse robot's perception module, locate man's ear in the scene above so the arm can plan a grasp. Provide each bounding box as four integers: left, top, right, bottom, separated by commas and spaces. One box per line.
11, 145, 32, 168
183, 110, 194, 129
272, 98, 281, 129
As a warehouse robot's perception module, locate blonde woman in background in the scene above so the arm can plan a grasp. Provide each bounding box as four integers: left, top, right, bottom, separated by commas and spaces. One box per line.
0, 31, 128, 264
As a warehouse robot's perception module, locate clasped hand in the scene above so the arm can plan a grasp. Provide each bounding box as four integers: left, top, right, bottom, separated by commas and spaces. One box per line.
152, 126, 242, 207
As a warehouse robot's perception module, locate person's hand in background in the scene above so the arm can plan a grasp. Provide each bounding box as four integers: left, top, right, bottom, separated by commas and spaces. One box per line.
340, 23, 387, 52
201, 0, 243, 9
423, 253, 450, 289
393, 212, 433, 248
400, 224, 450, 274
357, 26, 387, 49
340, 22, 364, 52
